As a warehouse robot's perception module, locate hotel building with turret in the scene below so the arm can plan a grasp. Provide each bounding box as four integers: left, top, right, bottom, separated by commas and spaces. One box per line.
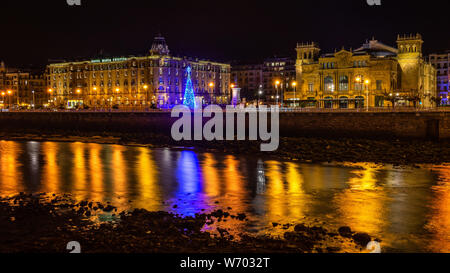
47, 36, 231, 109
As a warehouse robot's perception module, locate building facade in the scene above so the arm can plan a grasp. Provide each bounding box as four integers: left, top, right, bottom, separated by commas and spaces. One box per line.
47, 36, 231, 109
292, 34, 437, 109
263, 57, 296, 104
429, 52, 450, 105
231, 57, 296, 105
0, 62, 47, 109
230, 63, 263, 102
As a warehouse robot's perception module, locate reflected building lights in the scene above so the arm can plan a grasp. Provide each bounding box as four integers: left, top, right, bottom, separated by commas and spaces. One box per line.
256, 159, 266, 195
72, 142, 87, 201
41, 142, 60, 193
135, 147, 161, 211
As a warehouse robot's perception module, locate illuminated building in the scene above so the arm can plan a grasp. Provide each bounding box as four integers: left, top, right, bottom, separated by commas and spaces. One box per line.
263, 57, 296, 104
230, 63, 263, 103
0, 61, 46, 108
47, 35, 231, 109
428, 51, 450, 105
231, 58, 296, 104
293, 34, 437, 108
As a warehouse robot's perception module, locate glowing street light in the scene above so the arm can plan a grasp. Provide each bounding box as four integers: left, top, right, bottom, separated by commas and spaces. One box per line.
143, 85, 149, 107
209, 82, 215, 104
364, 80, 370, 112
6, 90, 12, 108
292, 81, 297, 108
275, 80, 281, 105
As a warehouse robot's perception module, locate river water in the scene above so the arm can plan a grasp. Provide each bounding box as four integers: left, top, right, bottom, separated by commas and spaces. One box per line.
0, 140, 449, 252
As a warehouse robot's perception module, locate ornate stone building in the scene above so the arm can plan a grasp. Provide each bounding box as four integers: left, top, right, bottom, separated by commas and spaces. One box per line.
291, 34, 437, 108
0, 62, 46, 109
47, 35, 231, 109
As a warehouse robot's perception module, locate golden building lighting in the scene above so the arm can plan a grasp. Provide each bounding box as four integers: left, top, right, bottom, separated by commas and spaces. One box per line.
290, 34, 437, 108
47, 35, 231, 109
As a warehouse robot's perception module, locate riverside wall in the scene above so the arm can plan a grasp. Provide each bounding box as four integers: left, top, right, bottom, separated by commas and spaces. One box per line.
0, 111, 448, 140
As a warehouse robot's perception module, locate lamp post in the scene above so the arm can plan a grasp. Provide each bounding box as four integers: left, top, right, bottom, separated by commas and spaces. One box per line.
48, 89, 53, 109
7, 90, 12, 109
209, 82, 215, 104
93, 87, 98, 109
143, 85, 148, 109
275, 80, 280, 106
365, 79, 370, 112
115, 88, 120, 108
258, 84, 263, 108
355, 76, 370, 111
1, 92, 5, 109
76, 89, 81, 109
292, 81, 297, 108
32, 90, 35, 110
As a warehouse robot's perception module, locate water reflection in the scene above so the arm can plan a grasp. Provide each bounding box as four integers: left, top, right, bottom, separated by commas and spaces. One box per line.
0, 140, 449, 252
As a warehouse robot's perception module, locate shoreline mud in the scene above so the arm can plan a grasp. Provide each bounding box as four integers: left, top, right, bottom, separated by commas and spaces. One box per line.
0, 194, 376, 253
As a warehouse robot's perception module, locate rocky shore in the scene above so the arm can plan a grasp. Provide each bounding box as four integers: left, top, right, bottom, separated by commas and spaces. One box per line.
0, 132, 449, 165
0, 194, 376, 253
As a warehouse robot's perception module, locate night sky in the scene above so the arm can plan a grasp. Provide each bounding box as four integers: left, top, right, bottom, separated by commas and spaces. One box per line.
1, 0, 449, 68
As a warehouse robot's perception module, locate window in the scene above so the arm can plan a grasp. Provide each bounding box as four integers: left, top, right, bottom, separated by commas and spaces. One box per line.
308, 83, 314, 92
324, 76, 334, 92
355, 75, 363, 91
339, 76, 349, 91
339, 97, 349, 109
376, 80, 382, 90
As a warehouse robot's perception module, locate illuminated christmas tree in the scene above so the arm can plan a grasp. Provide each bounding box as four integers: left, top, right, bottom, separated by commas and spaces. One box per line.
183, 66, 196, 109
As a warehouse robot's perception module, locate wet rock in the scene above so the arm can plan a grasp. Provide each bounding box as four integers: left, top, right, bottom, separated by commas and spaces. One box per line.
353, 233, 371, 246
103, 205, 116, 213
338, 226, 353, 238
294, 224, 308, 233
236, 213, 247, 221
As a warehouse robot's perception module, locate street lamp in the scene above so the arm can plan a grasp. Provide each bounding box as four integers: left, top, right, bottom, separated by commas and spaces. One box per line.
32, 90, 35, 109
7, 90, 12, 109
209, 82, 215, 104
48, 89, 53, 108
292, 81, 297, 108
76, 89, 82, 108
143, 85, 148, 107
257, 85, 263, 108
275, 80, 280, 105
1, 92, 5, 109
364, 79, 370, 112
115, 88, 120, 108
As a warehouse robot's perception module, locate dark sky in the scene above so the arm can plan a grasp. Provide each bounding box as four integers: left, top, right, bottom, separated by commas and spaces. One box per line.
1, 0, 449, 68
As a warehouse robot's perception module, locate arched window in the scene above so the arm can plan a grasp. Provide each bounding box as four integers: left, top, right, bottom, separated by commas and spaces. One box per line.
339, 97, 349, 109
324, 76, 334, 92
324, 97, 333, 109
355, 96, 365, 108
339, 75, 349, 91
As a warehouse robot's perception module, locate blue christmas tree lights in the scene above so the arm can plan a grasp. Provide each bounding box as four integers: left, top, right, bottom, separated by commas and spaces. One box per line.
183, 66, 196, 109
